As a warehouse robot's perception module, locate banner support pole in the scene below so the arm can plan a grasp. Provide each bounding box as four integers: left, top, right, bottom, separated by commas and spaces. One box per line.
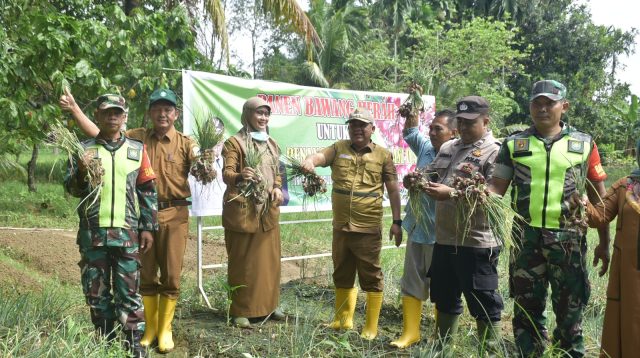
196, 216, 212, 309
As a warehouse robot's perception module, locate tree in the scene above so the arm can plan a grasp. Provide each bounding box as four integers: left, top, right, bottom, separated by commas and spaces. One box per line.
226, 0, 278, 78
124, 0, 322, 68
0, 0, 208, 190
505, 1, 636, 150
399, 18, 527, 127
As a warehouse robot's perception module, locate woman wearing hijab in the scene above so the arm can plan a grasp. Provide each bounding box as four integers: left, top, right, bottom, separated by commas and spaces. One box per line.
221, 97, 285, 328
586, 140, 640, 358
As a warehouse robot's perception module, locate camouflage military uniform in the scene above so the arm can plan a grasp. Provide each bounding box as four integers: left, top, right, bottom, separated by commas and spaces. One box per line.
65, 134, 158, 333
493, 124, 607, 357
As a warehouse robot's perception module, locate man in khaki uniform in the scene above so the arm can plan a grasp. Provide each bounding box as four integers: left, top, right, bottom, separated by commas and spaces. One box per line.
302, 108, 402, 340
60, 88, 196, 353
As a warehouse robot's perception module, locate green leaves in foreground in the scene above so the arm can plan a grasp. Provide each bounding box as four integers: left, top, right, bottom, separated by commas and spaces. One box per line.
0, 286, 126, 357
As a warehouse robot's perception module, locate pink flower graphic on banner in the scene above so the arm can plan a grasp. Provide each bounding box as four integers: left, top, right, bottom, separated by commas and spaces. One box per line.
370, 95, 437, 190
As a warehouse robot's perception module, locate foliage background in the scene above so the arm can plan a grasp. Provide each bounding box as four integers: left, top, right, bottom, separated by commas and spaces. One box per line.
1, 0, 637, 192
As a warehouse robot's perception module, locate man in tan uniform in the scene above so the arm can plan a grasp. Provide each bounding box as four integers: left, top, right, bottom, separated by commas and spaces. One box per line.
302, 108, 402, 340
60, 88, 196, 353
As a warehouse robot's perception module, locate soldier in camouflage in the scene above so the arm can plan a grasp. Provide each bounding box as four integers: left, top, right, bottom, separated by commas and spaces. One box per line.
64, 94, 158, 358
489, 80, 610, 357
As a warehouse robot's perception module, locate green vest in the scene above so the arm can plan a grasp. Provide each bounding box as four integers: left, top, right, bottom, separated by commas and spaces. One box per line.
330, 140, 388, 228
506, 129, 591, 229
80, 137, 144, 229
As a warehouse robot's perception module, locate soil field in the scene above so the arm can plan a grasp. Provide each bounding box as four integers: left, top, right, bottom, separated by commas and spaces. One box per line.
0, 228, 305, 288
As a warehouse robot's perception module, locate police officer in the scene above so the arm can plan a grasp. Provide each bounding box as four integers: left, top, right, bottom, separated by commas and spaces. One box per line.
60, 88, 197, 353
489, 80, 610, 357
424, 96, 504, 355
64, 94, 158, 358
302, 108, 402, 340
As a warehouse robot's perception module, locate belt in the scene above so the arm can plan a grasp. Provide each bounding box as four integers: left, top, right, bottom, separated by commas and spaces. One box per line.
332, 188, 381, 198
158, 199, 191, 210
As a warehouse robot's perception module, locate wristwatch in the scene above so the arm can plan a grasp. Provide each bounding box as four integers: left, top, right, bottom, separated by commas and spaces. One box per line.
392, 219, 402, 226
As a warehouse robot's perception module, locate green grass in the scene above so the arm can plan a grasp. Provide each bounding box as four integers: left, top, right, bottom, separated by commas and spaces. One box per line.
0, 180, 77, 229
0, 251, 127, 357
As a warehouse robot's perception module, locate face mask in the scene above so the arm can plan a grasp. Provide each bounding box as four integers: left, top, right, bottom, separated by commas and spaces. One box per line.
249, 131, 269, 142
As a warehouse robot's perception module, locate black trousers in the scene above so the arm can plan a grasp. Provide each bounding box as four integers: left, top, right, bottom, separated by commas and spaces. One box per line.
430, 243, 504, 322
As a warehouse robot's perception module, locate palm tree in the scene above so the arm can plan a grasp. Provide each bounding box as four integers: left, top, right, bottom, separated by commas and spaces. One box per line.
371, 0, 422, 86
124, 0, 322, 68
301, 0, 368, 87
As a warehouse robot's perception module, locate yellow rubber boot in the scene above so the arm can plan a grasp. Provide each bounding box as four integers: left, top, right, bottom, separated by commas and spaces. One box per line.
140, 295, 159, 347
157, 296, 177, 353
360, 291, 383, 340
328, 287, 358, 330
390, 296, 423, 348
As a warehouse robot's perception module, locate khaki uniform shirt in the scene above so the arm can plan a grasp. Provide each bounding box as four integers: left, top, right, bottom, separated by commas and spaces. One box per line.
127, 127, 197, 202
430, 131, 501, 248
321, 140, 397, 233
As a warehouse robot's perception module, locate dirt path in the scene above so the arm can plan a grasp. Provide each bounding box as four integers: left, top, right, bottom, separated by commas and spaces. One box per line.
0, 228, 304, 287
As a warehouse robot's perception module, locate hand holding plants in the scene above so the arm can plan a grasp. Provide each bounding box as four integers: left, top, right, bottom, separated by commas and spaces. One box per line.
424, 182, 455, 201
241, 167, 260, 182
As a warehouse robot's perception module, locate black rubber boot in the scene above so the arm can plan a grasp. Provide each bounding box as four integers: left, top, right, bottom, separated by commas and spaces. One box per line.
123, 330, 148, 358
94, 319, 116, 342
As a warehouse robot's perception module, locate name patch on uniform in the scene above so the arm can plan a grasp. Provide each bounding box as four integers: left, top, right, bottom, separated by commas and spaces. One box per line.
464, 156, 481, 164
339, 154, 351, 159
567, 140, 584, 154
514, 138, 529, 152
85, 148, 98, 159
127, 148, 141, 161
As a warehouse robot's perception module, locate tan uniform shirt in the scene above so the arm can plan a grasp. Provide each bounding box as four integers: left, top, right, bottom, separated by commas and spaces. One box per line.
126, 127, 196, 202
221, 133, 282, 233
430, 131, 501, 248
321, 140, 397, 233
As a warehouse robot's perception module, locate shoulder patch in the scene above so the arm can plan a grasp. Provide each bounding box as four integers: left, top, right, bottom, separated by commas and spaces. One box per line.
127, 147, 141, 161
568, 130, 592, 142
513, 138, 530, 152
126, 136, 144, 145
567, 140, 584, 154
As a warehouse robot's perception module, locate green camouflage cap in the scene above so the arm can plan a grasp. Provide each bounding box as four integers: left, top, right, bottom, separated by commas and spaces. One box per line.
346, 108, 374, 124
530, 80, 567, 101
96, 94, 127, 111
149, 88, 178, 107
